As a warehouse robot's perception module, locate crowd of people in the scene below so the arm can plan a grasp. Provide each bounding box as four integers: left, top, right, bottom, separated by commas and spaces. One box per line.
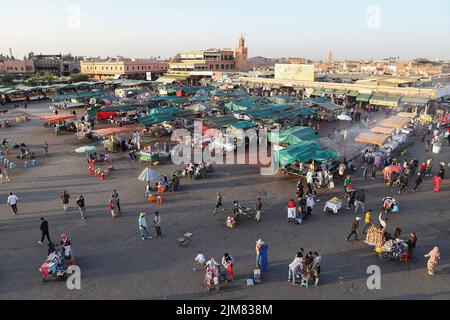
1, 98, 448, 296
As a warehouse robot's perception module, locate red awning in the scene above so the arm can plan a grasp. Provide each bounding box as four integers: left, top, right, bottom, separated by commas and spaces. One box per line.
41, 115, 76, 123
97, 111, 116, 119
91, 126, 137, 137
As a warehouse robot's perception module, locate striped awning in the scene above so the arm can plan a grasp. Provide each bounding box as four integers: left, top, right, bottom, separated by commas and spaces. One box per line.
369, 95, 400, 107
356, 94, 371, 103
347, 91, 360, 98
400, 97, 430, 105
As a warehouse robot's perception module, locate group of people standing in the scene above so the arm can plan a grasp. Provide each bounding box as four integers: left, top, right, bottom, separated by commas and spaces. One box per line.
138, 211, 162, 240
288, 248, 321, 286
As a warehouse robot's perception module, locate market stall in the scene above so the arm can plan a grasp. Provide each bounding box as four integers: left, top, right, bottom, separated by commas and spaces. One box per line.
91, 126, 138, 153
370, 127, 396, 135
274, 140, 338, 175
269, 126, 319, 146
379, 116, 410, 129
355, 132, 390, 146
40, 114, 77, 133
396, 112, 417, 119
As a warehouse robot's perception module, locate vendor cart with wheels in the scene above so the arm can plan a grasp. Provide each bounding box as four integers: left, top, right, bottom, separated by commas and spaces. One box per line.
39, 247, 75, 283
366, 225, 409, 263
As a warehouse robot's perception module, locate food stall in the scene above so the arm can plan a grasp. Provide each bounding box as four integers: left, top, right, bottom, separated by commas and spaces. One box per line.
136, 136, 163, 163
370, 127, 396, 135
91, 126, 138, 153
274, 140, 339, 177
40, 115, 77, 133
379, 116, 410, 129
355, 132, 390, 146
314, 101, 344, 122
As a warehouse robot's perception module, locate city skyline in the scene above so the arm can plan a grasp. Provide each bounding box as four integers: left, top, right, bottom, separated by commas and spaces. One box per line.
0, 0, 449, 61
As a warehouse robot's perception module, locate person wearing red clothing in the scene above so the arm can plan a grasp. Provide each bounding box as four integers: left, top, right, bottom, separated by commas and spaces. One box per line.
287, 199, 297, 221
419, 162, 427, 177
433, 176, 442, 193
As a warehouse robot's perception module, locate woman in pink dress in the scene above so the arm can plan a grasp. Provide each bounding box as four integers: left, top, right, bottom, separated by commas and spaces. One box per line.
432, 176, 442, 193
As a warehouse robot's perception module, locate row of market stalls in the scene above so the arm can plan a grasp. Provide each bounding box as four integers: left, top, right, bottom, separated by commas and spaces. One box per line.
355, 113, 417, 165
0, 79, 158, 104
0, 82, 107, 103
241, 81, 433, 114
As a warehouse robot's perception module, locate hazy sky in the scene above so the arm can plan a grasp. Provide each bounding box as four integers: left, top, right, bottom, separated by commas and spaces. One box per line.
1, 0, 449, 61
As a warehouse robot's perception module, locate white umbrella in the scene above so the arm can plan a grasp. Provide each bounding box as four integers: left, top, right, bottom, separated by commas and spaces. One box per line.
138, 167, 160, 182
337, 114, 353, 121
75, 146, 96, 153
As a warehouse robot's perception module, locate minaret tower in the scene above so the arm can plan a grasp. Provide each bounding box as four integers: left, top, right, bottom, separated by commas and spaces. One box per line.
328, 50, 333, 65
235, 35, 248, 71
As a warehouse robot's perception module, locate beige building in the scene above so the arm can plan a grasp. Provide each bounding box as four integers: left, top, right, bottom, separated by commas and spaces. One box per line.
80, 58, 168, 80
275, 64, 315, 82
168, 49, 236, 74
0, 59, 35, 74
167, 36, 249, 77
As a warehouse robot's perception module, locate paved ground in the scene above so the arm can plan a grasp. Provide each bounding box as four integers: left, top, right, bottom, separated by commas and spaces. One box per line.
0, 101, 449, 300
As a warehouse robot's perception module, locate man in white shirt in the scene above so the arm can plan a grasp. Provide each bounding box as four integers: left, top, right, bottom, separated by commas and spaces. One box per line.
7, 192, 19, 215
306, 195, 315, 217
306, 170, 314, 194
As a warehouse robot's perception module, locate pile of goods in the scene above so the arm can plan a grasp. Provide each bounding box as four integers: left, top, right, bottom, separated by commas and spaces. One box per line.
365, 225, 385, 247
382, 239, 408, 260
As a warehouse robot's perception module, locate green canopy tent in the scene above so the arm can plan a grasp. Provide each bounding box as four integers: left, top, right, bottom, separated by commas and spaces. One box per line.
139, 114, 176, 126
149, 106, 182, 116
191, 95, 211, 102
173, 110, 201, 118
101, 105, 138, 112
241, 104, 301, 121
213, 90, 249, 98
230, 121, 258, 130
206, 116, 240, 128
274, 141, 338, 166
305, 97, 329, 104
266, 95, 295, 105
49, 91, 103, 101
224, 97, 265, 112
269, 126, 319, 145
147, 96, 189, 104
315, 101, 343, 112
291, 107, 315, 117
